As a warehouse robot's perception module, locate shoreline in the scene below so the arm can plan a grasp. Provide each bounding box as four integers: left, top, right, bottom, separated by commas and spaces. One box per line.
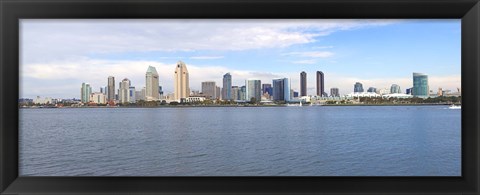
19, 103, 460, 109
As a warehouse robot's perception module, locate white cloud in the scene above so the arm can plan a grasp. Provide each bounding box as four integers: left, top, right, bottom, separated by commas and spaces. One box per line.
21, 19, 398, 63
189, 56, 224, 60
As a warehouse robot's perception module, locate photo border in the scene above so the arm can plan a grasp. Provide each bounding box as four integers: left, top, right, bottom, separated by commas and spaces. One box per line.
1, 0, 479, 194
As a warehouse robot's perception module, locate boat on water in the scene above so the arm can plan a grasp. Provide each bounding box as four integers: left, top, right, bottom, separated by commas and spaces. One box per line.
448, 104, 461, 109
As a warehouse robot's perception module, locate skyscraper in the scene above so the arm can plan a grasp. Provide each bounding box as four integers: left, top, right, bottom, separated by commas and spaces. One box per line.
367, 87, 377, 93
316, 71, 325, 97
354, 82, 364, 93
222, 73, 232, 100
272, 78, 290, 101
202, 81, 216, 99
81, 83, 92, 103
390, 84, 401, 94
413, 72, 429, 97
145, 66, 159, 101
246, 79, 261, 102
330, 88, 340, 97
119, 78, 131, 103
129, 86, 136, 103
262, 84, 272, 95
231, 86, 239, 100
107, 76, 115, 102
300, 71, 307, 96
239, 86, 246, 100
174, 61, 190, 101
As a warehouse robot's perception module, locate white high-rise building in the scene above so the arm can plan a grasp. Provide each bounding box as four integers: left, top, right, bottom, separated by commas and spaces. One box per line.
145, 66, 160, 101
246, 79, 261, 102
119, 78, 131, 103
174, 61, 190, 101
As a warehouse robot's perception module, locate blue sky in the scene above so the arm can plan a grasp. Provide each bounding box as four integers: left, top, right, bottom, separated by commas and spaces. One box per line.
20, 19, 460, 99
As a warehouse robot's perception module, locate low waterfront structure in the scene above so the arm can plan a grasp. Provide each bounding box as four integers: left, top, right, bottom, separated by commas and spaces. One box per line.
381, 93, 413, 99
185, 96, 206, 103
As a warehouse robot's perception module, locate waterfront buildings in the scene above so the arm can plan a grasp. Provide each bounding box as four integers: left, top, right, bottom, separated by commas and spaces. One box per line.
216, 86, 221, 99
378, 88, 391, 95
202, 81, 217, 99
246, 79, 262, 102
107, 76, 115, 102
90, 92, 107, 104
222, 73, 232, 100
316, 71, 325, 97
231, 86, 239, 100
174, 61, 190, 101
272, 78, 290, 101
300, 71, 307, 96
354, 82, 364, 93
119, 78, 131, 103
185, 96, 206, 103
330, 88, 340, 97
129, 86, 136, 103
390, 84, 401, 94
135, 89, 145, 101
34, 96, 54, 105
262, 84, 272, 96
412, 72, 429, 97
367, 87, 377, 93
145, 66, 160, 101
81, 83, 92, 103
239, 86, 246, 100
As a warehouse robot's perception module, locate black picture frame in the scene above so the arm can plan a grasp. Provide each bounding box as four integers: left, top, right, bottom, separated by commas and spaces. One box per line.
1, 0, 479, 194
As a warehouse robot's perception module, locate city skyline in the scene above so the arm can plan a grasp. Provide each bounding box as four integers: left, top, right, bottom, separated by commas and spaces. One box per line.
20, 19, 460, 99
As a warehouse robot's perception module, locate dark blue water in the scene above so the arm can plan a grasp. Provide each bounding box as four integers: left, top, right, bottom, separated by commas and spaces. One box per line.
19, 106, 461, 176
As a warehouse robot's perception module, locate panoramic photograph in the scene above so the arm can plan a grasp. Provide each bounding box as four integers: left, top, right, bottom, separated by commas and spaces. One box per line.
19, 19, 461, 176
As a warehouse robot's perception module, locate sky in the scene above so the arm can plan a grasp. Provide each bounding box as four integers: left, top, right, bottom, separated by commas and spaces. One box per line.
20, 19, 461, 99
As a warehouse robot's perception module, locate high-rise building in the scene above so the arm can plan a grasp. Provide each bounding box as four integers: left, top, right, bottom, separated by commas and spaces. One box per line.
222, 73, 232, 100
390, 84, 401, 94
216, 86, 221, 99
300, 71, 307, 96
262, 84, 272, 96
81, 83, 92, 103
135, 90, 145, 101
367, 87, 377, 93
272, 78, 290, 101
330, 88, 340, 97
239, 86, 246, 100
202, 81, 216, 99
129, 86, 136, 103
174, 61, 190, 101
412, 72, 429, 97
107, 76, 115, 101
246, 79, 261, 102
231, 86, 239, 100
354, 82, 364, 93
159, 86, 164, 98
119, 78, 131, 104
145, 66, 159, 101
316, 71, 325, 97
